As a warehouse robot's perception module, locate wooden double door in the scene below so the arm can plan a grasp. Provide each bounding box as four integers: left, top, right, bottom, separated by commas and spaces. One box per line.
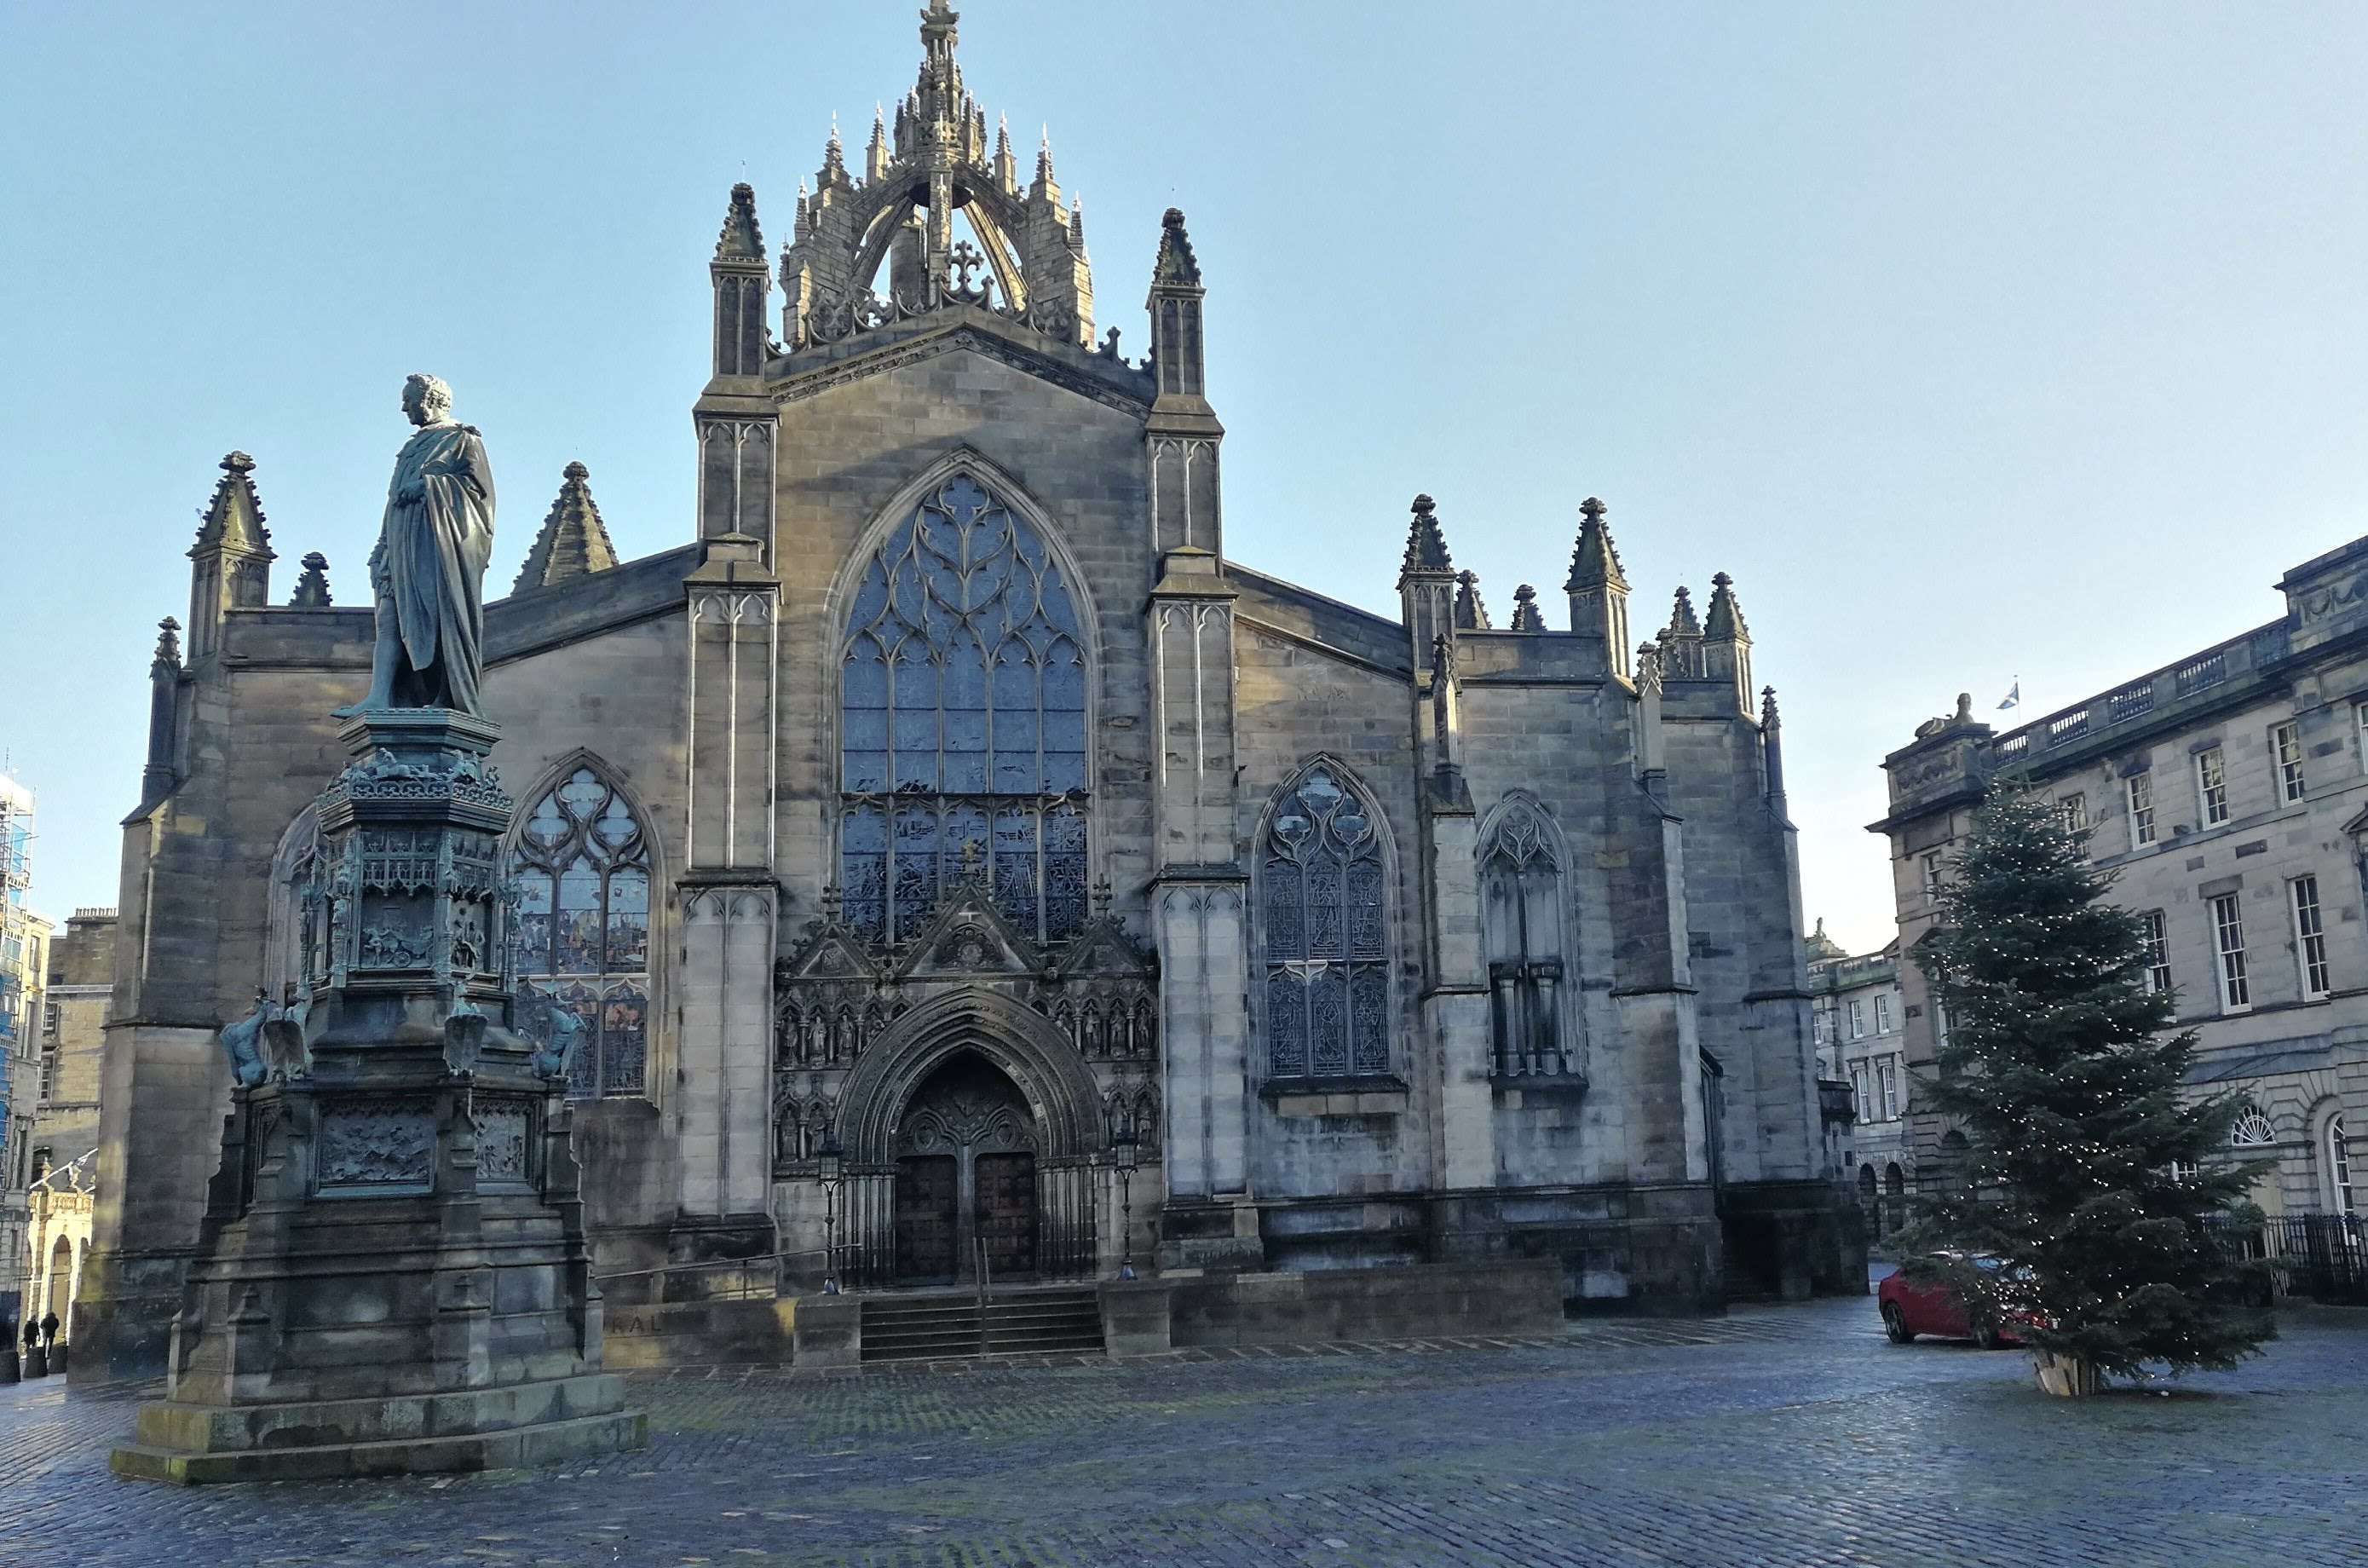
890, 1054, 1040, 1285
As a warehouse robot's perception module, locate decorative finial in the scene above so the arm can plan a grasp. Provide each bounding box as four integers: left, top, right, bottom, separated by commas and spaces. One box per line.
290, 551, 332, 608
154, 616, 182, 666
955, 839, 986, 884
1760, 685, 1780, 728
1152, 207, 1201, 285
1580, 495, 1605, 521
1511, 585, 1546, 632
221, 451, 256, 475
1400, 494, 1453, 576
821, 883, 844, 922
1092, 876, 1114, 918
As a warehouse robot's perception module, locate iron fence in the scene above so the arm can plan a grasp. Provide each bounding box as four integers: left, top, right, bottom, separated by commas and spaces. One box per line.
2212, 1213, 2368, 1306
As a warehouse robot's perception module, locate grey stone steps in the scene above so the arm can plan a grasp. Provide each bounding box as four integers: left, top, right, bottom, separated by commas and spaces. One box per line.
858, 1287, 1105, 1362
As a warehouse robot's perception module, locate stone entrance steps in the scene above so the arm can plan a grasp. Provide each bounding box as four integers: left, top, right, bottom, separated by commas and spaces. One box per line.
859, 1286, 1104, 1363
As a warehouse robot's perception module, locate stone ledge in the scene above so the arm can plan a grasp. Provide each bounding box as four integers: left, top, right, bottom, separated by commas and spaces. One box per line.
1259, 1076, 1412, 1118
111, 1407, 647, 1485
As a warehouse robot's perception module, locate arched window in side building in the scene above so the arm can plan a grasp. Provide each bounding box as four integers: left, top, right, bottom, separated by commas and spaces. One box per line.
1259, 763, 1392, 1081
838, 471, 1090, 947
510, 764, 653, 1099
1478, 796, 1571, 1077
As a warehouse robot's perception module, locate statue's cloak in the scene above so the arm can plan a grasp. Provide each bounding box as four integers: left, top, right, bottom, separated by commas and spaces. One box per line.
372, 419, 495, 715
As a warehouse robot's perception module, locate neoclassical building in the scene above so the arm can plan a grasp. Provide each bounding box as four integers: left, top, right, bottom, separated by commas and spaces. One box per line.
78, 4, 1849, 1376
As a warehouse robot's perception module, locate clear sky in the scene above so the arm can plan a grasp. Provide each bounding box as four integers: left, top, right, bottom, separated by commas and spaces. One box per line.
3, 2, 2365, 954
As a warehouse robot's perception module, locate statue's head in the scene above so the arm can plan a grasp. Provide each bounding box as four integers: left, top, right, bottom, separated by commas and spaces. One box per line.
401, 372, 455, 426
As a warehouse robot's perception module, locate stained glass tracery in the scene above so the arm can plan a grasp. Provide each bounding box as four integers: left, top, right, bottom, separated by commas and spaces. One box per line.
839, 473, 1089, 946
1261, 765, 1391, 1078
512, 765, 651, 1098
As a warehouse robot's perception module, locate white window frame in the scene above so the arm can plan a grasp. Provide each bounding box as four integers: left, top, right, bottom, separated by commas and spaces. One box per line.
2140, 908, 2172, 995
2330, 1113, 2355, 1216
2355, 700, 2368, 775
2127, 772, 2156, 849
2197, 747, 2229, 827
1850, 1066, 1870, 1123
2273, 721, 2306, 804
1921, 852, 1942, 898
1878, 1058, 1899, 1121
2060, 793, 2088, 832
1848, 999, 1866, 1040
2291, 875, 2331, 1001
1875, 994, 1893, 1035
2210, 891, 2250, 1012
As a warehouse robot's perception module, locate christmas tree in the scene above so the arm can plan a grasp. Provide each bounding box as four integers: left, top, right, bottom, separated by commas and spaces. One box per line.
1903, 785, 2273, 1394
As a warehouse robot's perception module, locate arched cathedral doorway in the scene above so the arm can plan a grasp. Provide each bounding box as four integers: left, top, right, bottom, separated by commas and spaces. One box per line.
891, 1053, 1040, 1284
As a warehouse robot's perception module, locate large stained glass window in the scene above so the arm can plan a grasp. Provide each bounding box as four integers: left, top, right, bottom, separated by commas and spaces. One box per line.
512, 765, 651, 1098
1259, 765, 1391, 1079
839, 473, 1090, 946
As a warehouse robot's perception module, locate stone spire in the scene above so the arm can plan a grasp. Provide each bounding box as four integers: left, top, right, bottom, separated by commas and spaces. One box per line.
1453, 570, 1492, 631
1760, 686, 1787, 802
141, 618, 181, 806
1034, 126, 1057, 199
1153, 207, 1201, 286
1659, 587, 1703, 680
1565, 496, 1631, 679
1704, 571, 1750, 641
1511, 584, 1546, 632
867, 103, 890, 182
1665, 585, 1702, 639
715, 182, 764, 260
187, 451, 275, 663
1399, 494, 1453, 579
514, 462, 621, 593
994, 114, 1016, 192
289, 551, 331, 607
1068, 194, 1086, 252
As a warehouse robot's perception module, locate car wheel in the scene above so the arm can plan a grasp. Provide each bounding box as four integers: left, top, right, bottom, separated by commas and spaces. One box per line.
1882, 1303, 1915, 1344
1973, 1323, 2002, 1351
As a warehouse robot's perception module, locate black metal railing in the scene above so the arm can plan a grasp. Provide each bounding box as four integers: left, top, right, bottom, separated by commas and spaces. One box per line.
2210, 1213, 2368, 1305
832, 1157, 1104, 1291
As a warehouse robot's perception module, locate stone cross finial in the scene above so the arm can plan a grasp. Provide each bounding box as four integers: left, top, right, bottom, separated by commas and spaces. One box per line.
955, 839, 986, 883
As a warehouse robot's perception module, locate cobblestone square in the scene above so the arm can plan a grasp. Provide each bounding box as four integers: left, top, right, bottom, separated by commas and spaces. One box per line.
3, 1292, 2364, 1567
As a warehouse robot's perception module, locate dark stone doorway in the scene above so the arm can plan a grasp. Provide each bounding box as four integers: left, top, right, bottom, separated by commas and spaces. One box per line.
890, 1052, 1040, 1285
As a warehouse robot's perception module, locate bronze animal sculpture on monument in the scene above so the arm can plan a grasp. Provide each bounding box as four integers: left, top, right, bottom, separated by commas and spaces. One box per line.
334, 372, 497, 718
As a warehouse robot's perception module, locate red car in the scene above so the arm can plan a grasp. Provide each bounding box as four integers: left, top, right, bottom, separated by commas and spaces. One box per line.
1878, 1254, 2030, 1349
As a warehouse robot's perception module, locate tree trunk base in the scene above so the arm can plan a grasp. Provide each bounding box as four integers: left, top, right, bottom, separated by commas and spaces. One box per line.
2031, 1350, 2100, 1398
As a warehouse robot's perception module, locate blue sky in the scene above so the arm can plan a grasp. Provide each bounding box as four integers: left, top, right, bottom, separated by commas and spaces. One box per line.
3, 2, 2365, 953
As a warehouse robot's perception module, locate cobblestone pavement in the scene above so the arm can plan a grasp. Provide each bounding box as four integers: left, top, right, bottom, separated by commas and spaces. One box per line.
4, 1296, 2364, 1568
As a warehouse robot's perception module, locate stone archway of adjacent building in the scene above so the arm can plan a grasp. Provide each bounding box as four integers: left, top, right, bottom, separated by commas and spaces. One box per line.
834, 989, 1108, 1286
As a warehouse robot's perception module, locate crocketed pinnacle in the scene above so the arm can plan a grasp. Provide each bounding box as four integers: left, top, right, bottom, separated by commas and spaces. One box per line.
289, 551, 331, 607
1152, 207, 1201, 287
1454, 569, 1492, 630
513, 461, 621, 593
1511, 585, 1547, 632
715, 182, 764, 261
1705, 571, 1750, 641
1564, 495, 1628, 593
153, 616, 181, 668
190, 451, 274, 560
1665, 585, 1702, 639
1400, 494, 1453, 576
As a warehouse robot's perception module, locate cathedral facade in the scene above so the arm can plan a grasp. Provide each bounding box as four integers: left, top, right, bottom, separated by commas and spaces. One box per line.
78, 6, 1851, 1377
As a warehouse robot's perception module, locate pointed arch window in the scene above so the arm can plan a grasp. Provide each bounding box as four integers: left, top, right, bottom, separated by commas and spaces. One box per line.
838, 472, 1089, 946
1260, 764, 1391, 1079
1479, 798, 1572, 1078
510, 766, 652, 1099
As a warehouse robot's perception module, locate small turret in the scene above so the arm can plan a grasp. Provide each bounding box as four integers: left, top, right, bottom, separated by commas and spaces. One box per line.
1398, 494, 1457, 681
1659, 585, 1704, 678
187, 451, 274, 664
711, 182, 769, 378
1147, 208, 1208, 406
1703, 571, 1754, 715
1564, 496, 1631, 679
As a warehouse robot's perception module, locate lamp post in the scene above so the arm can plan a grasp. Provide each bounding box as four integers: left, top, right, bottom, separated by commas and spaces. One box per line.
817, 1134, 844, 1294
1112, 1112, 1140, 1281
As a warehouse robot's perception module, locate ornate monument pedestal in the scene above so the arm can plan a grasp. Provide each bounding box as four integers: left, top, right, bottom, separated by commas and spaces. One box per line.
112, 711, 644, 1484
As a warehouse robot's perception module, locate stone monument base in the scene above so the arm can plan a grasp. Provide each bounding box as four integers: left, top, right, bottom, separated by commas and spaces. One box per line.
111, 1373, 643, 1484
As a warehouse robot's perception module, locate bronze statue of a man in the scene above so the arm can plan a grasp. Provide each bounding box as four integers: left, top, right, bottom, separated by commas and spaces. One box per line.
338, 373, 497, 717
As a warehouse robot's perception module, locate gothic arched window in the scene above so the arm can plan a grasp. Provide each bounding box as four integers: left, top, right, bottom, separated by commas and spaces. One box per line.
511, 765, 652, 1099
1259, 764, 1391, 1080
1479, 798, 1570, 1077
838, 472, 1089, 946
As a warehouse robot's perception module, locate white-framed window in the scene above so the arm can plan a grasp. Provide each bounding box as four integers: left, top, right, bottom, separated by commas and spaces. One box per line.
1878, 1058, 1900, 1121
1812, 1010, 1835, 1046
1875, 994, 1893, 1035
2197, 747, 2229, 827
2231, 1109, 2277, 1148
2210, 891, 2250, 1012
2292, 875, 2331, 1000
2170, 1158, 2200, 1185
1850, 1066, 1870, 1122
2140, 909, 2172, 995
1848, 999, 1867, 1040
2273, 721, 2306, 803
2329, 1113, 2355, 1216
2060, 793, 2088, 832
1933, 1000, 1950, 1049
2127, 772, 2156, 849
2355, 700, 2368, 774
1921, 851, 1943, 898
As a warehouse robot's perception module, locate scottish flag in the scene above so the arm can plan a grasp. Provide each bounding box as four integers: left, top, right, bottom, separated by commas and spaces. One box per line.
1997, 680, 2020, 711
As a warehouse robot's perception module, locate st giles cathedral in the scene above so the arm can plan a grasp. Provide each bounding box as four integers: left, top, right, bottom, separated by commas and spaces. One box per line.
79, 3, 1852, 1375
